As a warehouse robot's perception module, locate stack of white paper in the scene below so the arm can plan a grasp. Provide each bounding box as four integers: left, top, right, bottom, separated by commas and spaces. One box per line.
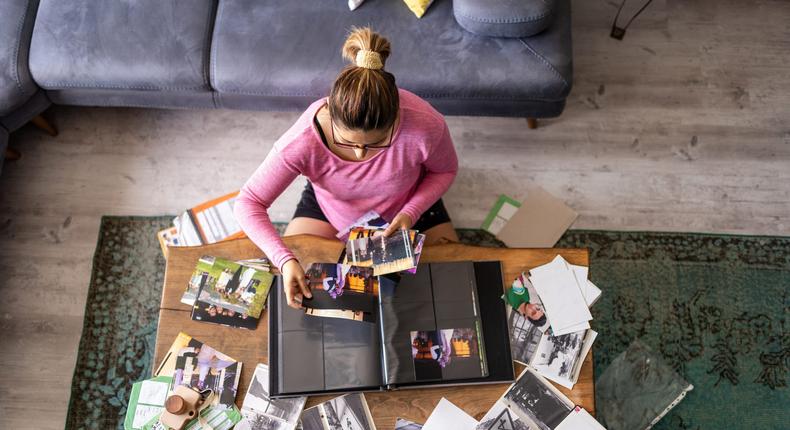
529, 255, 595, 336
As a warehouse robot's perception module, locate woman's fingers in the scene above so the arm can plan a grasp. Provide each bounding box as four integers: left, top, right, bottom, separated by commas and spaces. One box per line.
296, 272, 312, 299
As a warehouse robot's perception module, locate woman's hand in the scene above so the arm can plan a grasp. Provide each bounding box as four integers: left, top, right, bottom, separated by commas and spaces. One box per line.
382, 212, 414, 237
281, 259, 311, 309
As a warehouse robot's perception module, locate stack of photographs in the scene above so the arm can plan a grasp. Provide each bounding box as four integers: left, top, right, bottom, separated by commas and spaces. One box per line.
506, 307, 597, 389
302, 263, 379, 323
154, 332, 242, 408
345, 227, 426, 276
300, 393, 377, 430
183, 256, 275, 329
236, 364, 306, 430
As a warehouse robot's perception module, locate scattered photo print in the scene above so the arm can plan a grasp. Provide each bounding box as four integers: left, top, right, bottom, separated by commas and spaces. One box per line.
300, 393, 376, 430
395, 418, 424, 429
181, 256, 216, 305
531, 329, 589, 385
197, 257, 274, 318
336, 210, 389, 239
476, 408, 531, 430
502, 369, 573, 430
506, 307, 543, 365
503, 273, 549, 332
241, 364, 305, 426
171, 336, 241, 407
305, 263, 378, 299
410, 328, 481, 381
346, 228, 416, 275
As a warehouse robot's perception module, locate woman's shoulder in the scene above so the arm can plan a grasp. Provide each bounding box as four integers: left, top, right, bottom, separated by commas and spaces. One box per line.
398, 89, 447, 139
399, 89, 443, 118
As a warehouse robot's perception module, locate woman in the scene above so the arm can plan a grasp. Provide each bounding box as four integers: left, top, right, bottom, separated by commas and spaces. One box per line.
235, 27, 459, 309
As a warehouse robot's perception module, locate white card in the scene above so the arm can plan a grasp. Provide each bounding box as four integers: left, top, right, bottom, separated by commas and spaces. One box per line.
555, 406, 607, 430
530, 256, 592, 333
423, 398, 478, 430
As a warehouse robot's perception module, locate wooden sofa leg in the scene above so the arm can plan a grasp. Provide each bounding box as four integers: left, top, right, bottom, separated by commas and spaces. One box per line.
31, 114, 58, 137
527, 118, 538, 129
5, 147, 21, 161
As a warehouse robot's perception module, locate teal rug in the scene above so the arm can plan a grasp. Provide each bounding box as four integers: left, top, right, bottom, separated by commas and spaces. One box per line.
65, 217, 789, 429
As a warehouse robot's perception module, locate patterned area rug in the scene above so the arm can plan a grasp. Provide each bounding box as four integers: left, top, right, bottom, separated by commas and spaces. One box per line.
65, 217, 789, 429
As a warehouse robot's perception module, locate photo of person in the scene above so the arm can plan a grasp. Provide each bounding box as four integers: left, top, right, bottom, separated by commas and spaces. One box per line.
504, 273, 549, 332
411, 328, 481, 381
345, 228, 416, 275
305, 263, 378, 299
172, 338, 241, 407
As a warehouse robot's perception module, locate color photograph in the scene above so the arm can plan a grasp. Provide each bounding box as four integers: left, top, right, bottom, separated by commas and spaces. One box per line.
410, 328, 481, 381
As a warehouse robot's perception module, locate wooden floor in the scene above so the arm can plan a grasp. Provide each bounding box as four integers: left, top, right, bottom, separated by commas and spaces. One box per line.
1, 0, 788, 428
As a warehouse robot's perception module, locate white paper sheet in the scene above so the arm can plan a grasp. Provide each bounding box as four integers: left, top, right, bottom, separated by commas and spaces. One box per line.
423, 398, 478, 430
529, 256, 592, 333
569, 264, 602, 307
555, 406, 607, 430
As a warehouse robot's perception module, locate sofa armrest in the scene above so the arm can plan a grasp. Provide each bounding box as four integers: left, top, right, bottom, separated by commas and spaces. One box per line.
453, 0, 556, 38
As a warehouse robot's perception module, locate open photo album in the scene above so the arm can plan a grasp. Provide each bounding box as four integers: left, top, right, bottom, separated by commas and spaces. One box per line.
269, 261, 515, 397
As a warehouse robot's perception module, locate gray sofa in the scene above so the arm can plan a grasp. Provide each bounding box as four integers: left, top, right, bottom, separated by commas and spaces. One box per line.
1, 0, 573, 169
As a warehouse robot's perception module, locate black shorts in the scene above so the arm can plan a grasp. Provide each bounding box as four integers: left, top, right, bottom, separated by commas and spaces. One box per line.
293, 182, 451, 232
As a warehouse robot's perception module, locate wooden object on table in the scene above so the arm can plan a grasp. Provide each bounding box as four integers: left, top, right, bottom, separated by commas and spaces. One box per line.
154, 235, 594, 429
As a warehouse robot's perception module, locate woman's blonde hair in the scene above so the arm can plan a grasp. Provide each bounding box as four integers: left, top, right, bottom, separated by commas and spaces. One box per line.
328, 27, 399, 131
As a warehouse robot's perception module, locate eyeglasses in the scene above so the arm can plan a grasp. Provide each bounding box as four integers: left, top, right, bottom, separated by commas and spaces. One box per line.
330, 116, 394, 152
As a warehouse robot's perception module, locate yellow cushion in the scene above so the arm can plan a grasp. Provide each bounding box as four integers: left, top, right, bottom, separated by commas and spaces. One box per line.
403, 0, 434, 18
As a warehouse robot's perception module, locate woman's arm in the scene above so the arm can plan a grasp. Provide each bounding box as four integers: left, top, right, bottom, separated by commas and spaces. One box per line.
234, 148, 300, 271
398, 122, 459, 224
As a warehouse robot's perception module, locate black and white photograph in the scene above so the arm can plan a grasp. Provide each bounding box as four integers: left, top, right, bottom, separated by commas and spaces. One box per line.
476, 408, 531, 430
395, 417, 424, 429
507, 307, 544, 366
502, 369, 573, 430
531, 329, 595, 389
301, 393, 377, 430
323, 392, 376, 430
240, 364, 305, 429
236, 411, 289, 430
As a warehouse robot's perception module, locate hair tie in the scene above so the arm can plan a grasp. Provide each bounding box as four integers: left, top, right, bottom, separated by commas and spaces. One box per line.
355, 50, 383, 70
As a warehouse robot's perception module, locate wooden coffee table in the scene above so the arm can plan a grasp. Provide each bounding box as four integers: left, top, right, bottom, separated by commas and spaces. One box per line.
154, 235, 594, 429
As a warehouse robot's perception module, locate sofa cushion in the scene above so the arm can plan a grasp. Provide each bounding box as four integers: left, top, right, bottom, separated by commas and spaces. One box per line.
211, 0, 572, 116
0, 0, 40, 116
453, 0, 555, 38
29, 0, 217, 95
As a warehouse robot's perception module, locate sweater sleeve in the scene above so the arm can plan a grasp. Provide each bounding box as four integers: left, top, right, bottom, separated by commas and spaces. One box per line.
234, 147, 300, 271
399, 122, 459, 224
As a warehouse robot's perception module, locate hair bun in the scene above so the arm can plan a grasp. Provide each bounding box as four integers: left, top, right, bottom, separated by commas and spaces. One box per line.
342, 26, 391, 70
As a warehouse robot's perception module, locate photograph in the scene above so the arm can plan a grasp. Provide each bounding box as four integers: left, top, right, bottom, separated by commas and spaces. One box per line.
504, 273, 549, 332
323, 393, 376, 430
410, 328, 481, 381
346, 228, 416, 275
503, 369, 573, 430
476, 407, 531, 430
236, 411, 289, 430
507, 307, 544, 365
199, 257, 275, 318
336, 210, 390, 239
305, 263, 379, 299
181, 256, 216, 306
242, 364, 305, 425
532, 330, 586, 380
191, 299, 259, 329
395, 418, 424, 429
301, 393, 377, 430
171, 337, 241, 407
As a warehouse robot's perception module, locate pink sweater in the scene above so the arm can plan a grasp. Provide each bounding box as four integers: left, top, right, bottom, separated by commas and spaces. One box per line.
234, 89, 458, 270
